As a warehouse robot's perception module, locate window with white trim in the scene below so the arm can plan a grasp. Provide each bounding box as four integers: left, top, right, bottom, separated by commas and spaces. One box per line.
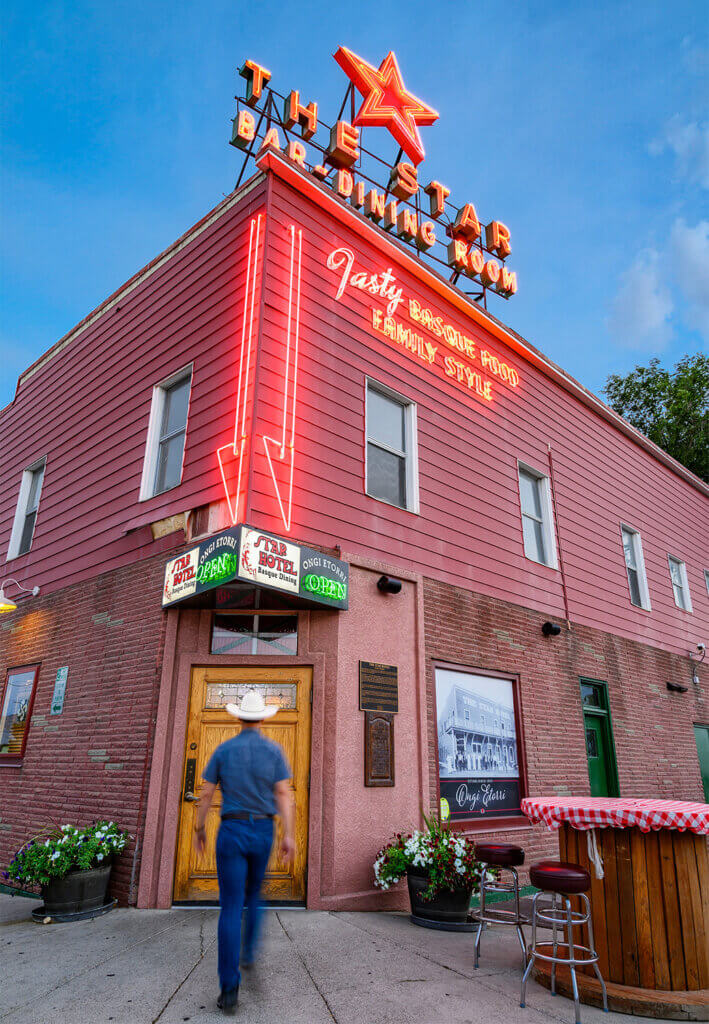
139, 367, 192, 500
365, 381, 419, 512
620, 525, 651, 610
7, 460, 46, 560
517, 464, 557, 568
668, 555, 692, 611
704, 569, 709, 596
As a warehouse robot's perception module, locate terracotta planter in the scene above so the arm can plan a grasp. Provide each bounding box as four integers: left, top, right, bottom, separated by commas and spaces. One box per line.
41, 864, 112, 916
406, 866, 473, 930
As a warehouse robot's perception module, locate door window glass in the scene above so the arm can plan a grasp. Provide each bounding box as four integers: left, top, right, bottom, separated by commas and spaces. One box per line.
211, 614, 298, 655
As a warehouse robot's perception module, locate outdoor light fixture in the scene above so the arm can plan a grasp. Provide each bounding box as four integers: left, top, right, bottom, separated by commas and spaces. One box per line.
0, 578, 40, 614
541, 621, 562, 637
377, 575, 402, 595
666, 681, 689, 694
688, 643, 706, 685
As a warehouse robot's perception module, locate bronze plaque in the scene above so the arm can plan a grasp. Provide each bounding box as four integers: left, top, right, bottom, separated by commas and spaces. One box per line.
364, 711, 395, 787
359, 661, 398, 713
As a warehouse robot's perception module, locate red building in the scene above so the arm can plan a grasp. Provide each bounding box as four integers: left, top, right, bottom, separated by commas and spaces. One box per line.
1, 56, 708, 910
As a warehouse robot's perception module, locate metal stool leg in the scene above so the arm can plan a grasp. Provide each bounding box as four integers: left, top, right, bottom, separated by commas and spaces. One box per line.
582, 893, 608, 1013
473, 864, 487, 968
511, 866, 527, 965
550, 893, 558, 995
520, 891, 540, 1008
565, 897, 581, 1024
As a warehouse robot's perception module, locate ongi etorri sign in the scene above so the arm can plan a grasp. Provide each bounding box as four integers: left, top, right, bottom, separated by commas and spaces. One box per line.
162, 525, 349, 610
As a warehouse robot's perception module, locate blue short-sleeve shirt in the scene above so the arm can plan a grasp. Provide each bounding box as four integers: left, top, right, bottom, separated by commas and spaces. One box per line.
203, 729, 291, 817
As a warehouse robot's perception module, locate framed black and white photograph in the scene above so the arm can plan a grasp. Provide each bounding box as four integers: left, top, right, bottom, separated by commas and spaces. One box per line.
435, 667, 523, 820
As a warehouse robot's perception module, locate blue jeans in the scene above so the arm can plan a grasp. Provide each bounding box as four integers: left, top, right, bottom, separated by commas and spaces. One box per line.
216, 817, 274, 992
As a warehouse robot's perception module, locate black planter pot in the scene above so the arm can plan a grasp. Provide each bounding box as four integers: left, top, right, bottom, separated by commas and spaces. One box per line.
406, 866, 474, 932
40, 864, 112, 916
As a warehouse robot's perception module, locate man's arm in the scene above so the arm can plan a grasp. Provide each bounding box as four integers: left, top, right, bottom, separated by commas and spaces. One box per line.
193, 781, 217, 856
274, 779, 295, 864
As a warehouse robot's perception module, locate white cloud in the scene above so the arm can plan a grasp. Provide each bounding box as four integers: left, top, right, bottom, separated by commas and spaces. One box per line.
606, 250, 674, 352
649, 116, 709, 189
670, 218, 709, 342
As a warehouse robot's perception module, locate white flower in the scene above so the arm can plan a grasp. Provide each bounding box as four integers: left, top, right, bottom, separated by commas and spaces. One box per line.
50, 851, 60, 861
45, 839, 50, 847
96, 853, 104, 861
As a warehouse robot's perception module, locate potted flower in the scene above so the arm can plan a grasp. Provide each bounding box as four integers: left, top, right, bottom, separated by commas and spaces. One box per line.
4, 821, 130, 919
373, 814, 484, 930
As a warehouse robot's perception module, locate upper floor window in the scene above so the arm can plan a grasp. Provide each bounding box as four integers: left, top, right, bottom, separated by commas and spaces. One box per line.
668, 555, 692, 611
517, 463, 557, 568
7, 460, 46, 560
704, 569, 709, 596
139, 367, 192, 500
620, 525, 651, 610
365, 381, 419, 512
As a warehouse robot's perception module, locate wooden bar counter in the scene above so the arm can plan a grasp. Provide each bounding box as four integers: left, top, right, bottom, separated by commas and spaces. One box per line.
521, 797, 709, 1020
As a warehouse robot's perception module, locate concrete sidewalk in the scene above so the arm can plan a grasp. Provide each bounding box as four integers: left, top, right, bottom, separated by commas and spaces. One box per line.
1, 894, 666, 1024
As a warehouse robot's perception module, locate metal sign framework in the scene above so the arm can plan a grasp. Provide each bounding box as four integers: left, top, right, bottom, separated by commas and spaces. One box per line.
231, 80, 513, 310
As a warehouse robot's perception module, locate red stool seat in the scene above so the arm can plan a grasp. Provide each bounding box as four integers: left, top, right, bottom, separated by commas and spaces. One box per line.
475, 843, 525, 868
529, 860, 590, 894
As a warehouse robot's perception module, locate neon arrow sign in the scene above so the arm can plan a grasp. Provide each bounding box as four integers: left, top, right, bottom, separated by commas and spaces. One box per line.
217, 214, 263, 525
217, 218, 304, 532
261, 225, 303, 532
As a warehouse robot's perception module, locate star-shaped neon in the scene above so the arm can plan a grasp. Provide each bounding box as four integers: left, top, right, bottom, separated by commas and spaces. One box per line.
334, 46, 439, 166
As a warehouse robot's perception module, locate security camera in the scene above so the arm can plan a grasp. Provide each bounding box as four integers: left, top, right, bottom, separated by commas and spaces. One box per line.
697, 643, 706, 653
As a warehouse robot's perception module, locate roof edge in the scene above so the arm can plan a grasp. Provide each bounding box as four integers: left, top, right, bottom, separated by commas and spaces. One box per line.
4, 172, 266, 405
258, 149, 709, 499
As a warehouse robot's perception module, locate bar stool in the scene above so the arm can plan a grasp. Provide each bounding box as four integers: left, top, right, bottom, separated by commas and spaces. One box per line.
473, 843, 527, 968
520, 861, 608, 1023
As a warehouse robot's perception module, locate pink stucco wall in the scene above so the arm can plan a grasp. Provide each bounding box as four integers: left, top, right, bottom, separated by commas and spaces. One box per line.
136, 551, 429, 911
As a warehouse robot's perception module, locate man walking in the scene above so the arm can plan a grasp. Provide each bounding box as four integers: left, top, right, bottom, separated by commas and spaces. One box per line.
193, 690, 295, 1015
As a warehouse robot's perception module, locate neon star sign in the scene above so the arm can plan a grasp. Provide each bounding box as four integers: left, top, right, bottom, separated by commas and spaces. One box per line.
333, 47, 439, 166
231, 55, 519, 302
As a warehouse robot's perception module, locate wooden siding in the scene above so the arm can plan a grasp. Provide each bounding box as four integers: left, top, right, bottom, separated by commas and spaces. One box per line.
1, 168, 706, 659
0, 178, 267, 593
247, 173, 708, 656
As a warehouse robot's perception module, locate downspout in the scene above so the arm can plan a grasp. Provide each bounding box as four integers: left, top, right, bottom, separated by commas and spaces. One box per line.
547, 444, 571, 630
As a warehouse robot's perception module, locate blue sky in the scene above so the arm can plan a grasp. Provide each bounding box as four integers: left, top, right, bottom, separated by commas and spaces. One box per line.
2, 0, 707, 409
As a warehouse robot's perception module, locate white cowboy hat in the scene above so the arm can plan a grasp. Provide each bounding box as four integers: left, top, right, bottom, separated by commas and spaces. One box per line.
226, 689, 279, 721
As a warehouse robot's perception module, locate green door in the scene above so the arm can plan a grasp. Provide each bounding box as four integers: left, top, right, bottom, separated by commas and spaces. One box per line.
694, 725, 709, 802
584, 714, 612, 797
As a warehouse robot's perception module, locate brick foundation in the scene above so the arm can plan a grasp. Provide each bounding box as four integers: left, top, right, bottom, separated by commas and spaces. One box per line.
0, 551, 175, 904
423, 578, 709, 877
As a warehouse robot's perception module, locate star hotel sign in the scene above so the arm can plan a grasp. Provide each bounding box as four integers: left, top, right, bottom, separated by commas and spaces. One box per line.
333, 46, 438, 166
232, 50, 517, 300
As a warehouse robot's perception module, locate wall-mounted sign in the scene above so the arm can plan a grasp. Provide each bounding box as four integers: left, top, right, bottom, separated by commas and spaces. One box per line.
364, 711, 395, 787
230, 51, 517, 303
50, 667, 69, 716
162, 525, 349, 610
359, 661, 398, 713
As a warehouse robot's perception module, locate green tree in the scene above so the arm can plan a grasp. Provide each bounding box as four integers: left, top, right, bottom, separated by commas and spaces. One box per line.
603, 354, 709, 482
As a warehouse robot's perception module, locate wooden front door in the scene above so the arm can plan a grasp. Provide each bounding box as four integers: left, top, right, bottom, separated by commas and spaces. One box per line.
173, 665, 311, 902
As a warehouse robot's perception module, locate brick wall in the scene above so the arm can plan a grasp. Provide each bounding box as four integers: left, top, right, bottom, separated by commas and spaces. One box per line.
423, 578, 709, 877
0, 551, 174, 904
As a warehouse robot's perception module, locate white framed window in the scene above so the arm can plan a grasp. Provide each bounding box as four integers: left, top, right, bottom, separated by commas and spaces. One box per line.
517, 463, 558, 568
668, 555, 692, 612
7, 459, 46, 560
704, 569, 709, 596
139, 366, 192, 500
620, 524, 651, 610
365, 380, 419, 512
